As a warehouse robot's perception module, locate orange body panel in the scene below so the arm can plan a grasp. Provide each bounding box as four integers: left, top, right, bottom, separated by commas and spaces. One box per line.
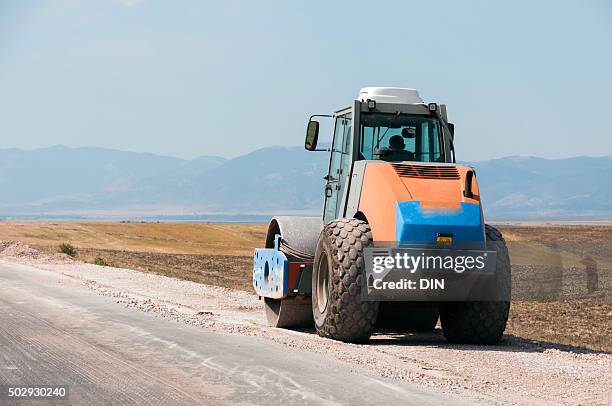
357, 163, 481, 242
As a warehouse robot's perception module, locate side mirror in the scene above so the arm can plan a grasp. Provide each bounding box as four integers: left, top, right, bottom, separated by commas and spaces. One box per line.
447, 122, 455, 140
305, 121, 319, 151
401, 127, 416, 139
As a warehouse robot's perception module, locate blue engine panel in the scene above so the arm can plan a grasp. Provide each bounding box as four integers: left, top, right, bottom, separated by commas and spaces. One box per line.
396, 201, 485, 248
253, 235, 289, 299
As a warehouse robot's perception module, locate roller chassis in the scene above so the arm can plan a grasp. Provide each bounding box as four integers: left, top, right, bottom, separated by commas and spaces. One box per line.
252, 87, 511, 343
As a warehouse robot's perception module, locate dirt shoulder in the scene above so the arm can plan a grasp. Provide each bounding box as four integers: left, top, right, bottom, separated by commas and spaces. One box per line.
0, 245, 610, 406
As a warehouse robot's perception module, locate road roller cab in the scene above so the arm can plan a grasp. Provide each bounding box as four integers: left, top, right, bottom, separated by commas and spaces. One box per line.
253, 87, 511, 344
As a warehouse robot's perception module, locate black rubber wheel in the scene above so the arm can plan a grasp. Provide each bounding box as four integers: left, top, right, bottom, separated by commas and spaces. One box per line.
312, 218, 379, 343
440, 224, 511, 344
377, 302, 439, 332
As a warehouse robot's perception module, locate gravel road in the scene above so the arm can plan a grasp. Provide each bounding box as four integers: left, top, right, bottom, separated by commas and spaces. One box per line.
1, 241, 610, 405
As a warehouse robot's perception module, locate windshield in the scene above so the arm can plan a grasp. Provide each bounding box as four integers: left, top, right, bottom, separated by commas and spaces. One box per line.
359, 113, 444, 162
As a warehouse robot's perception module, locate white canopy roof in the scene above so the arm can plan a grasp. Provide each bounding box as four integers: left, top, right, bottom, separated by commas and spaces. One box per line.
357, 87, 423, 105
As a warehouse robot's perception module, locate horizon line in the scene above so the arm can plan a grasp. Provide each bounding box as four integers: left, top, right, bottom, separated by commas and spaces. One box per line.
1, 144, 611, 163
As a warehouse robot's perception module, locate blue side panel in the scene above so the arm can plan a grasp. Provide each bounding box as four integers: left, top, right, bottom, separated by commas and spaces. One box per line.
396, 201, 485, 248
253, 248, 289, 299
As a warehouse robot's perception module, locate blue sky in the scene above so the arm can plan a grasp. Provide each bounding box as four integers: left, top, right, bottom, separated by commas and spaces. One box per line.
0, 0, 610, 161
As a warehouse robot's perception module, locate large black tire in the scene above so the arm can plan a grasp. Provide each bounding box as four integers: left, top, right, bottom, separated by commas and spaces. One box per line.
312, 218, 379, 343
440, 224, 511, 344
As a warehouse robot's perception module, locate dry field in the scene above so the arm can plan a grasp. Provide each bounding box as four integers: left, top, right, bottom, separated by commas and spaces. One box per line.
0, 221, 610, 352
0, 222, 265, 291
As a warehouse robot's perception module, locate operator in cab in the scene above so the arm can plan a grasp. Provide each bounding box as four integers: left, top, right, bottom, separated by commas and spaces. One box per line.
387, 132, 415, 162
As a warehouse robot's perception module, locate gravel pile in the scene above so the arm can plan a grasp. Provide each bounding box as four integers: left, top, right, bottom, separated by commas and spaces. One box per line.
0, 240, 75, 264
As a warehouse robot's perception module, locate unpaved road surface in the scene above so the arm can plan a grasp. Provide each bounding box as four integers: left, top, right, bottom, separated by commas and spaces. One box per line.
0, 248, 610, 405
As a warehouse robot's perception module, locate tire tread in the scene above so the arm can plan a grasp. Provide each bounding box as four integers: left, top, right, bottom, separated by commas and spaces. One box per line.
314, 218, 379, 342
440, 224, 511, 344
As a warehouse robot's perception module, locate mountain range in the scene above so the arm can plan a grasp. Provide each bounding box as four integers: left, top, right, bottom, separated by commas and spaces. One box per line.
0, 145, 610, 220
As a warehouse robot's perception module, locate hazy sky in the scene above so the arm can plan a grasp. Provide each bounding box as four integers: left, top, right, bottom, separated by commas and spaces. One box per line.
1, 0, 611, 161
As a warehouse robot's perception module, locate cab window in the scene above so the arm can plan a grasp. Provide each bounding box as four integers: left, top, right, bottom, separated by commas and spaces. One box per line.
359, 113, 443, 162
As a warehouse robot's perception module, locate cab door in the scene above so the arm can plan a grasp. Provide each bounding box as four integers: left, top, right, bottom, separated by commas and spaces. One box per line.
323, 112, 352, 223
